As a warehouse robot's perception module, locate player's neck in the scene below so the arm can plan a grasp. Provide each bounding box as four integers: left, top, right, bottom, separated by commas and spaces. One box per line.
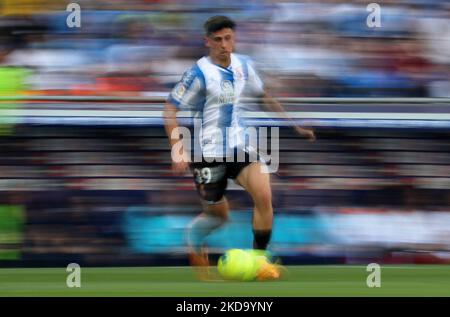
209, 55, 231, 69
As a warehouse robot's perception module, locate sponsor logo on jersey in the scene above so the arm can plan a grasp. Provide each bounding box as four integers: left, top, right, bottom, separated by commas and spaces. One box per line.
173, 83, 186, 100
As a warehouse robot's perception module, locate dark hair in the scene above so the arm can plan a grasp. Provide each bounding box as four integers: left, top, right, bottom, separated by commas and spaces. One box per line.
204, 16, 236, 36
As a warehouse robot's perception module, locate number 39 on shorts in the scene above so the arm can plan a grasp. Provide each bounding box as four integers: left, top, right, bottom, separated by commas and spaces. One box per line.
194, 167, 212, 184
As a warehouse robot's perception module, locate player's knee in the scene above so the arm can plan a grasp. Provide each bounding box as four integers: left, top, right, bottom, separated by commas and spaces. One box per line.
212, 207, 229, 222
205, 199, 229, 222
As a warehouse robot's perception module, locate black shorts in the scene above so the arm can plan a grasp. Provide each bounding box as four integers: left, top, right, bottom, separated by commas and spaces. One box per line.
190, 151, 259, 204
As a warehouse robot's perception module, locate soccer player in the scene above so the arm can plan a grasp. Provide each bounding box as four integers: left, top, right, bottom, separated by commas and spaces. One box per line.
164, 16, 315, 280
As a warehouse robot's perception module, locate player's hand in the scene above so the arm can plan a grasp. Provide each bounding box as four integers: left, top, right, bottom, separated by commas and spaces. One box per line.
171, 150, 190, 174
294, 126, 316, 142
172, 160, 189, 174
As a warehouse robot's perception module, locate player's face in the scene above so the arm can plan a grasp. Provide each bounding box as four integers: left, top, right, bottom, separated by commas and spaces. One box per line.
205, 28, 235, 64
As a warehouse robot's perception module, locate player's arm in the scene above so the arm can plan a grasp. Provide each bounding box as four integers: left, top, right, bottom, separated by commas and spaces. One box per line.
163, 101, 190, 173
261, 91, 316, 141
246, 58, 315, 141
164, 66, 203, 173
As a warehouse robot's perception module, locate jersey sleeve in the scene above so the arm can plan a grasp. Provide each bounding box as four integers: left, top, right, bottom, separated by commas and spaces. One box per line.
167, 65, 205, 111
246, 59, 265, 97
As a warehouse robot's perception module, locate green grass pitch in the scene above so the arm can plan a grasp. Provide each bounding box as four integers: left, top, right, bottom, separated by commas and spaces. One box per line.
0, 265, 449, 296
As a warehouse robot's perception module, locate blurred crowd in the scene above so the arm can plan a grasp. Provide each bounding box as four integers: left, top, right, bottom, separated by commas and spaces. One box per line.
0, 126, 449, 264
0, 0, 449, 97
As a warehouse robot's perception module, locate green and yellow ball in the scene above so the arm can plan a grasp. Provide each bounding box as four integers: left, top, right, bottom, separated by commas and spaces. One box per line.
217, 249, 265, 281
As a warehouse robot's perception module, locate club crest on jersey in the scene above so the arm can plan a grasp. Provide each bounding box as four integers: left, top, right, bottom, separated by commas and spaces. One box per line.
234, 68, 244, 80
219, 80, 234, 104
221, 80, 233, 93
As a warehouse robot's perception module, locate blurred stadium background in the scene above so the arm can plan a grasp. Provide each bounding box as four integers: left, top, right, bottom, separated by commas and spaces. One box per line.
0, 0, 449, 273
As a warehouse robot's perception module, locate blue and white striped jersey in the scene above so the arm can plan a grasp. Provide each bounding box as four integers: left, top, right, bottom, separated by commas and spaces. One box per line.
167, 53, 265, 158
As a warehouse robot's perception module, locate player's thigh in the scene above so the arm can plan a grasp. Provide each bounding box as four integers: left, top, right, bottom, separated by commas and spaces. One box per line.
236, 162, 272, 205
192, 163, 229, 217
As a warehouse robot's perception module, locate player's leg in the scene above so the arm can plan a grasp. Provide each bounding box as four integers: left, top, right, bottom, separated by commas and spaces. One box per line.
236, 161, 273, 251
236, 161, 281, 280
187, 198, 229, 258
187, 163, 229, 279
